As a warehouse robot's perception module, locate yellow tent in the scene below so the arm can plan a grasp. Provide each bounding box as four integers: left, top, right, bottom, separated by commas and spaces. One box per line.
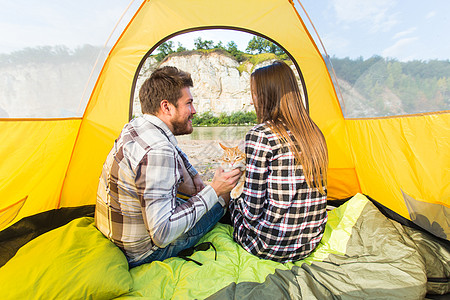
0, 0, 448, 239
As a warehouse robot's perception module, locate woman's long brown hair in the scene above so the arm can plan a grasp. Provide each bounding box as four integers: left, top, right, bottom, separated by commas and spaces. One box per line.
251, 61, 328, 194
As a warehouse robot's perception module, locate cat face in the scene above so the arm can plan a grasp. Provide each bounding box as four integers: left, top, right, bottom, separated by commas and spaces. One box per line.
219, 143, 246, 172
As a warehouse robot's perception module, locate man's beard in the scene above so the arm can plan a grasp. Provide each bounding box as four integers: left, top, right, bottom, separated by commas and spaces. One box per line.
171, 115, 194, 136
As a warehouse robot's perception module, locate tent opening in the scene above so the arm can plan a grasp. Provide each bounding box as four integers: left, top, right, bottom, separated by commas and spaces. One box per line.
130, 28, 308, 120
128, 28, 312, 183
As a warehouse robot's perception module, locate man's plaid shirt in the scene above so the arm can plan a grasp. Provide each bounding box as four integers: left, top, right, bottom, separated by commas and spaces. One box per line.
229, 123, 327, 263
95, 114, 220, 264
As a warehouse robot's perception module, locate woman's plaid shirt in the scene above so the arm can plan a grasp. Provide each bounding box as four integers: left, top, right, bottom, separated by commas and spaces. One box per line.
230, 123, 327, 263
95, 115, 220, 264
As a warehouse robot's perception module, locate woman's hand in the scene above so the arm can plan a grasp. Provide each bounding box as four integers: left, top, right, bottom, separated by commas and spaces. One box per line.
210, 167, 242, 200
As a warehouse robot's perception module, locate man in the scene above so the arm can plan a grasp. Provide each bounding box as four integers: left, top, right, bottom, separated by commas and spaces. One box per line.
95, 66, 241, 268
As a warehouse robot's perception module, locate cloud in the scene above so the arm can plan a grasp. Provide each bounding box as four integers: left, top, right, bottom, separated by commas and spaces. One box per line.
392, 27, 417, 40
321, 33, 350, 54
331, 0, 399, 32
426, 11, 436, 19
382, 37, 419, 59
0, 0, 135, 53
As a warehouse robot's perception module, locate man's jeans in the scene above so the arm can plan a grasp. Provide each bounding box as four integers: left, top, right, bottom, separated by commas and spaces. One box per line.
128, 202, 225, 268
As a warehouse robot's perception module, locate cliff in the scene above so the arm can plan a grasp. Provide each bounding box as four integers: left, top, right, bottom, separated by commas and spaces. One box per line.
132, 51, 280, 117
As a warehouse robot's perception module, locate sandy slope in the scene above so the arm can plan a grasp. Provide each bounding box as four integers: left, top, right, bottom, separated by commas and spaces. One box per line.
178, 139, 241, 182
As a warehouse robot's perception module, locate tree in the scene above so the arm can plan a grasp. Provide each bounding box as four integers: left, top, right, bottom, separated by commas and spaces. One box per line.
227, 41, 244, 62
194, 37, 214, 50
176, 42, 186, 52
246, 36, 267, 54
269, 42, 284, 56
227, 41, 238, 52
246, 36, 284, 55
155, 41, 174, 61
215, 41, 225, 50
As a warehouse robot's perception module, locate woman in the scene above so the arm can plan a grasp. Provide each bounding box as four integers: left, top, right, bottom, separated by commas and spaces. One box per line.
229, 61, 328, 263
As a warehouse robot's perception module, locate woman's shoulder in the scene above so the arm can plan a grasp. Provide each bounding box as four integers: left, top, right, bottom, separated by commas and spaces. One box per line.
248, 122, 273, 135
246, 122, 280, 147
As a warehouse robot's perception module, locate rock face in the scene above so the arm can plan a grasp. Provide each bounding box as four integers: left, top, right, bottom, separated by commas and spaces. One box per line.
132, 51, 279, 116
0, 62, 94, 118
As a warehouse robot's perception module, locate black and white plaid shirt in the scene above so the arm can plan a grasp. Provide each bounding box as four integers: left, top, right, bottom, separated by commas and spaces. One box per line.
230, 123, 327, 263
95, 115, 220, 264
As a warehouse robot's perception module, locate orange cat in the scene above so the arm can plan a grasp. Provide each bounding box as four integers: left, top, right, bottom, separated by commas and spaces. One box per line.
219, 143, 246, 199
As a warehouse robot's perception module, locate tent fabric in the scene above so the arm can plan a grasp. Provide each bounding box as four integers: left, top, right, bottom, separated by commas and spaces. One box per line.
346, 112, 450, 221
0, 118, 81, 228
0, 0, 448, 234
1, 194, 448, 299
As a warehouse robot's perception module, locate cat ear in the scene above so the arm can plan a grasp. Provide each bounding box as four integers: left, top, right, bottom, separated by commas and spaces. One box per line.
219, 143, 228, 150
237, 140, 245, 152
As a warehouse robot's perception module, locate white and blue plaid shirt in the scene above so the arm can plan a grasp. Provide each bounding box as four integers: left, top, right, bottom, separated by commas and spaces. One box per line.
95, 114, 220, 264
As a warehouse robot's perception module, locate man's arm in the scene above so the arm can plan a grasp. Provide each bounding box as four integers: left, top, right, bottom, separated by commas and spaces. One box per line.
136, 145, 218, 248
192, 173, 205, 194
176, 146, 198, 178
176, 145, 205, 194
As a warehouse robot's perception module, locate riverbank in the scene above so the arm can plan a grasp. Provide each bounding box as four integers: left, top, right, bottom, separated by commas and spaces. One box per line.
177, 125, 251, 141
178, 139, 242, 182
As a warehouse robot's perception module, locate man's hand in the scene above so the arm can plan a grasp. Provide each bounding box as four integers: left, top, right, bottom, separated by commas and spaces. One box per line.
192, 173, 205, 195
209, 167, 242, 203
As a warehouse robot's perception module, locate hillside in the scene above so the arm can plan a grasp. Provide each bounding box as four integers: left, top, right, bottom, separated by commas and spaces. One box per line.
331, 56, 450, 117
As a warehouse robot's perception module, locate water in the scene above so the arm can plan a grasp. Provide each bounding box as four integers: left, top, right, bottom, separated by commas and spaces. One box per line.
177, 126, 253, 141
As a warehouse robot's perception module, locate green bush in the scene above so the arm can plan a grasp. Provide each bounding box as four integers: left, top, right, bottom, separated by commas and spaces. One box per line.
192, 111, 256, 126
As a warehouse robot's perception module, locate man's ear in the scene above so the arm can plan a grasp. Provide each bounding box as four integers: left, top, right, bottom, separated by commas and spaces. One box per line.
159, 99, 173, 116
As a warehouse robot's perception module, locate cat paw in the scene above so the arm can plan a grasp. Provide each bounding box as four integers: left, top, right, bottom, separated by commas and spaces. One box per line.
230, 190, 241, 199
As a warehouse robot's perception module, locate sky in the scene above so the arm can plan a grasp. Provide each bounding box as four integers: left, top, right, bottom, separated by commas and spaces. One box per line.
0, 0, 449, 61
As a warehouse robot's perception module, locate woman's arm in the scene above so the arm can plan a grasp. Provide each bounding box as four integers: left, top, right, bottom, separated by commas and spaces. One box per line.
232, 128, 272, 221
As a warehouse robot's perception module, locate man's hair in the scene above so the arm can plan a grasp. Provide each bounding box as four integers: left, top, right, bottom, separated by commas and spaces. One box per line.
139, 66, 193, 114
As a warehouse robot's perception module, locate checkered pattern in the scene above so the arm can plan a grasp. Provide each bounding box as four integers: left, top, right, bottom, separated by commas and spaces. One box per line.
229, 123, 327, 263
95, 114, 219, 264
